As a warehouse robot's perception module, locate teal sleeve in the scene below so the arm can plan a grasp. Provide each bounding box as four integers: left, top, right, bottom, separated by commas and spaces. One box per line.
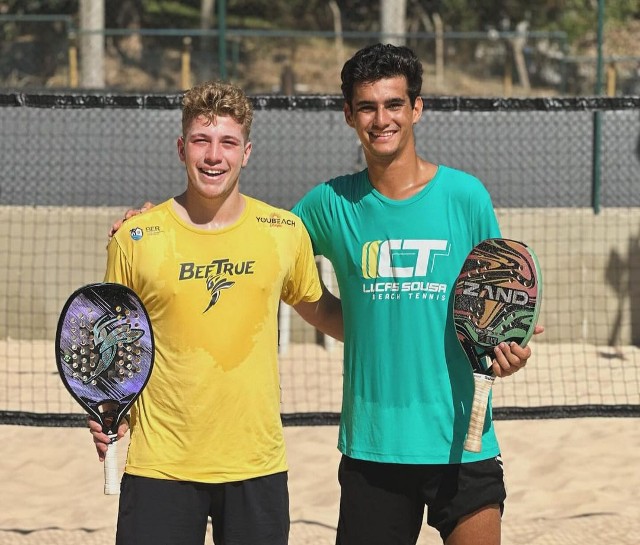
292, 183, 331, 257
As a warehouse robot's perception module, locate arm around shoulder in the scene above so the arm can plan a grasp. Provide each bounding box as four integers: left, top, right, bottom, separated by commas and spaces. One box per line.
108, 201, 155, 239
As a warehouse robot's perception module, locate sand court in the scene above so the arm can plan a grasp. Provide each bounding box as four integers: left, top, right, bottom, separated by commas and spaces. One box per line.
0, 419, 639, 544
1, 338, 639, 544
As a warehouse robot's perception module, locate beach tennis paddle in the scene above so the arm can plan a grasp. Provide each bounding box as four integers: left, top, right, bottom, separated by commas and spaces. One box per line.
55, 283, 154, 494
453, 238, 542, 453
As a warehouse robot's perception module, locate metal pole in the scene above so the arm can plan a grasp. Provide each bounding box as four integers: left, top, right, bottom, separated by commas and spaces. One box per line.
592, 0, 604, 214
595, 0, 604, 95
181, 37, 192, 90
68, 31, 78, 88
217, 0, 227, 80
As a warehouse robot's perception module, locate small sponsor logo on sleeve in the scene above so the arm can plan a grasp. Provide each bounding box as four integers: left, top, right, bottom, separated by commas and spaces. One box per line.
130, 226, 162, 240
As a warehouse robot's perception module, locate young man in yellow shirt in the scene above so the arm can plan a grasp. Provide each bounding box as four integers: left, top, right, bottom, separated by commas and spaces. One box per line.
90, 80, 342, 545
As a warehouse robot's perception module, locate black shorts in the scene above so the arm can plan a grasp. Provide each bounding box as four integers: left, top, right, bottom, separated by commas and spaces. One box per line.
116, 472, 289, 545
336, 455, 506, 544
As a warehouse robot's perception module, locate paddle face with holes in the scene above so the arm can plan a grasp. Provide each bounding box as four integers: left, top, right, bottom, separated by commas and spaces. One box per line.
453, 238, 542, 452
55, 282, 154, 493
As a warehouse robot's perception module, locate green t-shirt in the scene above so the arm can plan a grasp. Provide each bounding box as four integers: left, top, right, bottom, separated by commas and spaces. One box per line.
293, 165, 502, 463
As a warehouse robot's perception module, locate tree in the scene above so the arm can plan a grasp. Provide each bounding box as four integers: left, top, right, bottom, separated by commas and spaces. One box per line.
79, 0, 104, 88
328, 0, 345, 68
381, 0, 407, 45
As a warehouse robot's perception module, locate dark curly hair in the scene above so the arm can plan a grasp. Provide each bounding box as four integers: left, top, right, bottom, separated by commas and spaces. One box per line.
340, 43, 423, 109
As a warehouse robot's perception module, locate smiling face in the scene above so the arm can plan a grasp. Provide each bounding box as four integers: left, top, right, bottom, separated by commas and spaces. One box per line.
177, 114, 252, 203
344, 75, 422, 164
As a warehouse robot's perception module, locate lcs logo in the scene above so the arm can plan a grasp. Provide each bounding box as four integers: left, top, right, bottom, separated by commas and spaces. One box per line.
362, 239, 449, 278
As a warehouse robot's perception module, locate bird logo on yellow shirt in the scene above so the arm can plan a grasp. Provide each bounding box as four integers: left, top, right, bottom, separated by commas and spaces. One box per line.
204, 274, 235, 313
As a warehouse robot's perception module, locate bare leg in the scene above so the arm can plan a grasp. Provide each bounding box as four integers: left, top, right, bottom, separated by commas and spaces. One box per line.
445, 505, 501, 545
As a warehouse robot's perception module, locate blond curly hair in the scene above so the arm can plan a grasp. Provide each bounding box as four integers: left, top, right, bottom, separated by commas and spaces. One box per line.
181, 80, 253, 140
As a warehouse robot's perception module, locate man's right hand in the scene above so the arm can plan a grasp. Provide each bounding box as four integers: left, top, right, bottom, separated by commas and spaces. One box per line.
88, 417, 130, 462
108, 201, 155, 238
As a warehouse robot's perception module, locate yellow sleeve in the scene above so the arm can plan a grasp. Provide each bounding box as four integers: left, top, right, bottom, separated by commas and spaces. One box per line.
280, 225, 323, 306
104, 236, 133, 287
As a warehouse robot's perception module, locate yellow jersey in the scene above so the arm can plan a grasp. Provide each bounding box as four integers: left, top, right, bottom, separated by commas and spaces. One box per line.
105, 196, 323, 482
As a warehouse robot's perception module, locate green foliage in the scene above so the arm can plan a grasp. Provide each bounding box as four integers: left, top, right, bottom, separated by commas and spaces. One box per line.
143, 1, 201, 28
2, 0, 638, 43
606, 0, 640, 20
0, 0, 77, 15
559, 3, 598, 43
